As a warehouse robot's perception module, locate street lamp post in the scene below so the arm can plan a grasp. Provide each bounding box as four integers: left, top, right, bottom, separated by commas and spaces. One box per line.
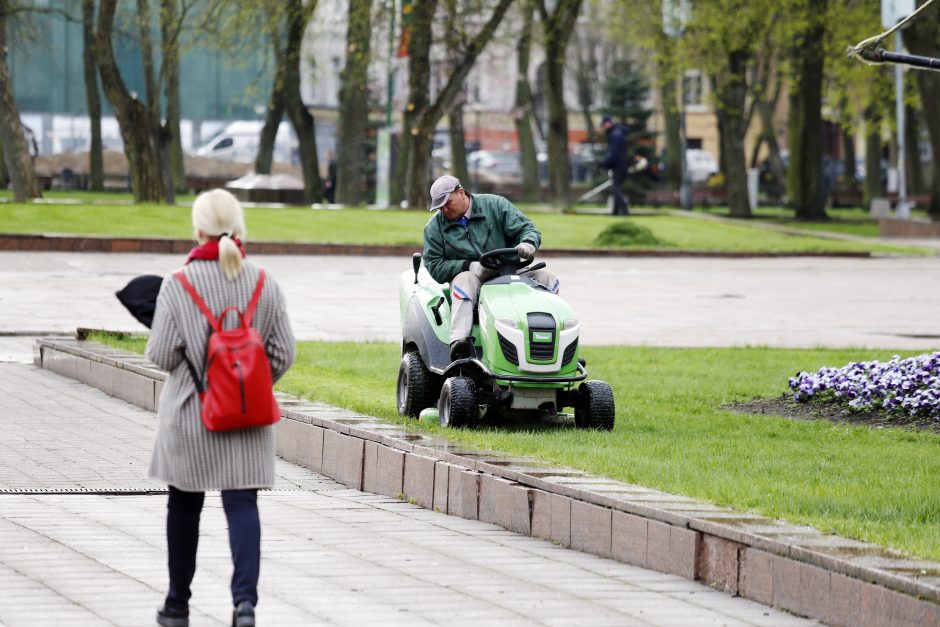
663, 0, 692, 211
375, 0, 397, 209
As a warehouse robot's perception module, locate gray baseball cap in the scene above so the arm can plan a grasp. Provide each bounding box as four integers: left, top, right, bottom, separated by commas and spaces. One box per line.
428, 175, 462, 211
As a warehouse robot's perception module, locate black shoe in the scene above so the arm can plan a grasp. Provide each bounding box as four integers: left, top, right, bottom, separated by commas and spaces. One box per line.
449, 339, 472, 362
232, 601, 255, 627
156, 604, 189, 627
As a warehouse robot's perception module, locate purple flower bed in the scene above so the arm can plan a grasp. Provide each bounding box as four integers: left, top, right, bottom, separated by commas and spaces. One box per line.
789, 352, 940, 421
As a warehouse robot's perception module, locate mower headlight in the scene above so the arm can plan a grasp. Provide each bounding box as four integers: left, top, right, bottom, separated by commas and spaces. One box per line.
563, 319, 579, 330
496, 318, 517, 329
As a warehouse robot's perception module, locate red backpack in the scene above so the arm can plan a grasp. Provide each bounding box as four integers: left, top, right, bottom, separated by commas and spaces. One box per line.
174, 269, 280, 431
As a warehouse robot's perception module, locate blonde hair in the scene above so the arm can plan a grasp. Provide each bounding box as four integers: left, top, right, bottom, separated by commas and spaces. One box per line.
192, 189, 247, 280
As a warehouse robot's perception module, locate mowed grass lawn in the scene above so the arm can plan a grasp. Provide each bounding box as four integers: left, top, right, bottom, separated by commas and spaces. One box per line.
94, 334, 940, 561
0, 200, 926, 254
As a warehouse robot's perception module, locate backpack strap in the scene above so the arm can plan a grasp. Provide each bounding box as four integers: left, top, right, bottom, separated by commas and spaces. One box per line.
243, 269, 266, 326
173, 271, 220, 332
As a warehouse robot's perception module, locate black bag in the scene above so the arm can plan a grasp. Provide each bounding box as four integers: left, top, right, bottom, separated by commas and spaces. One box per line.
115, 275, 163, 329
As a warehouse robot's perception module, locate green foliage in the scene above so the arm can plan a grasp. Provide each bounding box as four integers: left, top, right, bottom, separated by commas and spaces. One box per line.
602, 58, 653, 135
593, 220, 668, 247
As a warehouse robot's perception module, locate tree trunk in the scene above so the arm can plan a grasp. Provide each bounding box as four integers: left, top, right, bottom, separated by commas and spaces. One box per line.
911, 68, 940, 218
160, 0, 185, 193
136, 0, 173, 203
537, 0, 583, 210
751, 64, 787, 202
841, 126, 858, 195
394, 0, 434, 206
715, 109, 728, 178
0, 4, 40, 201
82, 0, 103, 191
653, 23, 682, 190
449, 104, 470, 185
443, 0, 469, 186
284, 0, 321, 204
255, 32, 286, 175
336, 0, 371, 204
905, 103, 925, 195
787, 0, 827, 220
0, 142, 7, 189
711, 50, 750, 218
863, 106, 883, 209
514, 0, 539, 202
400, 0, 515, 210
573, 31, 596, 145
98, 0, 162, 202
660, 77, 682, 189
906, 0, 940, 218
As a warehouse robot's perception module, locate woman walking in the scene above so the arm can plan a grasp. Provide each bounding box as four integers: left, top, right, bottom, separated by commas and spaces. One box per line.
146, 189, 296, 627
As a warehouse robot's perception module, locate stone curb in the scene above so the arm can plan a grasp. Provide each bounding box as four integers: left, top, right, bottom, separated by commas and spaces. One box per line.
35, 338, 940, 626
0, 233, 876, 258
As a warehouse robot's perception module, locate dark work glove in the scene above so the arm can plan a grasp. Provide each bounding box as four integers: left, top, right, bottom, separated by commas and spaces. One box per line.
516, 242, 536, 261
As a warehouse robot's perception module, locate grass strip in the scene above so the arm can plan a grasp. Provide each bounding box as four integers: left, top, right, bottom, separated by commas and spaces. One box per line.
0, 202, 923, 254
92, 332, 940, 561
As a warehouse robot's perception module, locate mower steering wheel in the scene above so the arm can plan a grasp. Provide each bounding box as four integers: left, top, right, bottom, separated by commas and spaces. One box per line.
479, 247, 534, 274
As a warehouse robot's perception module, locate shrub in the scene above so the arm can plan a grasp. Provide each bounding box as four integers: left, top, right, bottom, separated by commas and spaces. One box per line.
593, 221, 668, 247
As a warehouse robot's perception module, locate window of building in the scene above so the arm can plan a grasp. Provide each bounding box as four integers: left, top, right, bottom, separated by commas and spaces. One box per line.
682, 70, 704, 107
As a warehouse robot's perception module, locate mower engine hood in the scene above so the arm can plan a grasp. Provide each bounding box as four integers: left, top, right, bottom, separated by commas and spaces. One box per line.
479, 276, 579, 375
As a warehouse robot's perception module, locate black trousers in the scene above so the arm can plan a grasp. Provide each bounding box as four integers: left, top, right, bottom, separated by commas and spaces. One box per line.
611, 168, 629, 216
165, 486, 261, 611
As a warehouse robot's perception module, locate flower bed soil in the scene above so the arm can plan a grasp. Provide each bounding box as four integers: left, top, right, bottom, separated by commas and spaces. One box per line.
727, 395, 940, 434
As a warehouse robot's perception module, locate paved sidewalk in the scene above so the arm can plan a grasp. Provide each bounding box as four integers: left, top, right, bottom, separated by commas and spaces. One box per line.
1, 251, 939, 349
0, 363, 815, 626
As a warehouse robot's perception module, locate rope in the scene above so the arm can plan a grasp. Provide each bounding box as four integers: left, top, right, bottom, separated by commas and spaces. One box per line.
847, 0, 938, 64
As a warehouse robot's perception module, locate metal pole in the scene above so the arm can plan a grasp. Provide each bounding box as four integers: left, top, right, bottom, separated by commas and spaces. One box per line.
861, 47, 940, 71
895, 31, 911, 218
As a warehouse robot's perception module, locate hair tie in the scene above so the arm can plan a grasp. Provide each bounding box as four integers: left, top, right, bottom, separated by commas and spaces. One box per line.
219, 232, 230, 240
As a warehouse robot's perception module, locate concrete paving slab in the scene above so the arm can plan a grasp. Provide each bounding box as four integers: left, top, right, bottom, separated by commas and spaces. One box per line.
0, 362, 817, 625
1, 251, 939, 349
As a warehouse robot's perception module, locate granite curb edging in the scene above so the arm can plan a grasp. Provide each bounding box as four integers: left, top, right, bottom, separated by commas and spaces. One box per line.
35, 338, 940, 626
0, 233, 876, 258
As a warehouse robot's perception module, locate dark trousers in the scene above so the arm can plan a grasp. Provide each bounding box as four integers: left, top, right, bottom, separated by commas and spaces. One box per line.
610, 168, 629, 215
165, 486, 261, 611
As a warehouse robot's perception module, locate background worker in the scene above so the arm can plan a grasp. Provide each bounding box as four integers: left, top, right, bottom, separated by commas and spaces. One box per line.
600, 115, 630, 216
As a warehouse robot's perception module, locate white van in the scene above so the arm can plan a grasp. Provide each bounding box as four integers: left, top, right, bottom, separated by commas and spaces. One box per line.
195, 121, 298, 164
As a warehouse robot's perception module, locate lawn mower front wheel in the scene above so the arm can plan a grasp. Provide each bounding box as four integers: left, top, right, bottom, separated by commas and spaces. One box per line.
575, 380, 615, 431
439, 376, 477, 427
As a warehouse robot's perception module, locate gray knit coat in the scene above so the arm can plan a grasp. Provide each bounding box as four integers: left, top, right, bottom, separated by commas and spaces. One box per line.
146, 259, 296, 491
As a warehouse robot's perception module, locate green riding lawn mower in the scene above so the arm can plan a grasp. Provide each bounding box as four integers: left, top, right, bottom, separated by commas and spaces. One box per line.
397, 247, 615, 429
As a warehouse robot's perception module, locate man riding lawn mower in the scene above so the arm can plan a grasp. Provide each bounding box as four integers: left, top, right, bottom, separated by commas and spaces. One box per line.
396, 176, 615, 430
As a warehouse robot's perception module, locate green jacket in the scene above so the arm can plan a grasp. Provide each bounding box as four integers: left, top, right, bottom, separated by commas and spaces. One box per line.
423, 193, 541, 284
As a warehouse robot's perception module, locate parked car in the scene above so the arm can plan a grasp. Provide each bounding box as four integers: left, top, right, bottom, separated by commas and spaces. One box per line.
194, 121, 299, 164
686, 149, 718, 183
467, 150, 523, 184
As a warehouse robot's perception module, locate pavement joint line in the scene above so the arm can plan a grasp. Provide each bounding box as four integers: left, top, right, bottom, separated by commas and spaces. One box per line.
0, 556, 121, 627
1, 514, 157, 625
30, 337, 940, 624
